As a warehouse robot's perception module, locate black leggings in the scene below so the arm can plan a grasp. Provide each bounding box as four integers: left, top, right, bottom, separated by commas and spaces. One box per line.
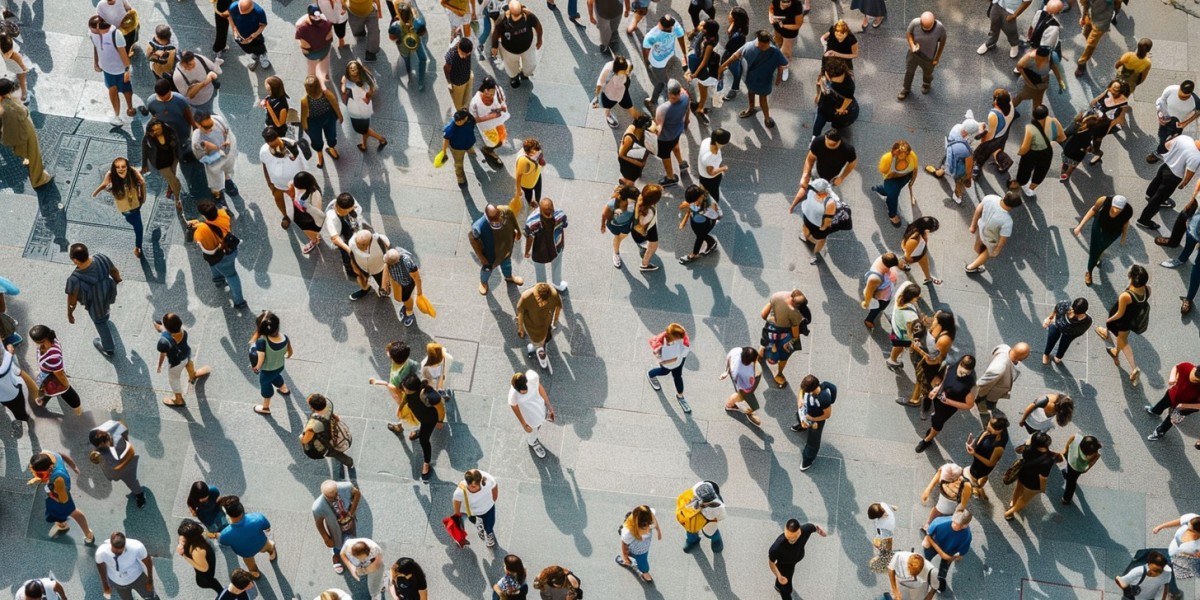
700, 173, 722, 202
195, 568, 223, 594
2, 385, 31, 422
690, 219, 716, 255
416, 419, 437, 464
49, 386, 82, 410
212, 0, 233, 53
1016, 147, 1053, 186
688, 3, 715, 29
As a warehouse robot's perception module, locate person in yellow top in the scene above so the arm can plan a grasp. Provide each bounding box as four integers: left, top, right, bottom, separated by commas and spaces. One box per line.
0, 78, 52, 189
92, 157, 147, 259
345, 0, 382, 61
511, 138, 544, 215
871, 141, 918, 227
441, 0, 475, 38
676, 481, 725, 552
1114, 37, 1152, 96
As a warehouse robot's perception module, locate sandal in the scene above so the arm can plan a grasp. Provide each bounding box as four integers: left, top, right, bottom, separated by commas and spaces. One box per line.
126, 107, 136, 117
1106, 347, 1119, 364
327, 147, 340, 159
277, 386, 291, 395
358, 143, 368, 152
316, 155, 325, 169
1130, 368, 1141, 385
1084, 272, 1092, 286
924, 165, 941, 177
1095, 326, 1108, 340
408, 430, 420, 441
923, 278, 943, 286
162, 397, 186, 407
387, 423, 404, 433
738, 107, 758, 118
253, 405, 271, 415
1183, 299, 1193, 315
774, 374, 788, 388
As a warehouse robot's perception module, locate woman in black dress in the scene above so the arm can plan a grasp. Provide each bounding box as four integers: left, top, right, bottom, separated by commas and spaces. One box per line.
1004, 431, 1056, 521
177, 519, 223, 594
1096, 264, 1150, 385
850, 0, 886, 30
812, 58, 857, 138
292, 172, 326, 255
915, 355, 976, 453
617, 115, 652, 186
1059, 112, 1110, 182
820, 20, 858, 73
965, 416, 1008, 501
391, 373, 443, 483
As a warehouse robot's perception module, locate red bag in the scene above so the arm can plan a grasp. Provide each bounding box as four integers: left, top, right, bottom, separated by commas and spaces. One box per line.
442, 515, 469, 548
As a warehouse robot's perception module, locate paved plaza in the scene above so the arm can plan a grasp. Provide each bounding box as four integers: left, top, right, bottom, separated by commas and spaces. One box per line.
2, 0, 1200, 598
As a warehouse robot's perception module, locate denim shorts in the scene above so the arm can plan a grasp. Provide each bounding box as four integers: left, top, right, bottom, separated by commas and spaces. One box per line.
103, 71, 133, 93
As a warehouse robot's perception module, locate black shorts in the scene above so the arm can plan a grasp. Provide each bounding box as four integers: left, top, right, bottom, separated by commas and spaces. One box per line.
802, 216, 831, 240
398, 280, 416, 302
619, 158, 644, 182
889, 334, 912, 348
293, 208, 321, 233
601, 91, 633, 110
773, 23, 801, 39
350, 117, 371, 135
656, 136, 680, 159
930, 400, 957, 431
631, 224, 659, 244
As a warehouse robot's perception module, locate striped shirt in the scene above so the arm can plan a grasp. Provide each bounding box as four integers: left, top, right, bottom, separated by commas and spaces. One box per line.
38, 342, 64, 375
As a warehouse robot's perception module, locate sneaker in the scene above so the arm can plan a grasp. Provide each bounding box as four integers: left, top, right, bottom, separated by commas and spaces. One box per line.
1163, 199, 1177, 210
1148, 431, 1163, 441
486, 532, 497, 548
679, 161, 689, 172
781, 68, 790, 81
476, 520, 487, 540
93, 338, 113, 356
224, 179, 239, 196
723, 89, 738, 101
257, 54, 271, 69
952, 194, 963, 205
349, 288, 371, 301
808, 254, 823, 265
648, 374, 662, 391
402, 312, 416, 327
613, 254, 623, 268
510, 76, 521, 88
885, 358, 902, 368
553, 281, 568, 292
1021, 184, 1035, 197
658, 176, 679, 187
536, 348, 549, 369
1136, 221, 1160, 231
1009, 45, 1020, 58
639, 263, 659, 272
643, 98, 656, 112
701, 239, 718, 255
915, 439, 931, 453
1162, 259, 1184, 268
530, 439, 547, 458
108, 114, 123, 126
799, 462, 812, 471
135, 493, 146, 508
977, 43, 992, 55
789, 423, 805, 433
606, 114, 619, 128
1145, 405, 1158, 416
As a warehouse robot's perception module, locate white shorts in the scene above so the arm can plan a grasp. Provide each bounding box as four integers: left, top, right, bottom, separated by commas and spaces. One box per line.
446, 9, 473, 30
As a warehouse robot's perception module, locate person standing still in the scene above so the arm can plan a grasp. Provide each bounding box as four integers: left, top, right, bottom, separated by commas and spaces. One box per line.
95, 532, 159, 600
346, 0, 383, 62
491, 1, 542, 88
64, 243, 121, 357
589, 0, 627, 54
716, 30, 788, 128
1139, 135, 1200, 232
312, 479, 362, 574
977, 0, 1030, 59
229, 0, 272, 71
1145, 359, 1200, 442
508, 370, 556, 459
1059, 434, 1101, 505
88, 15, 134, 125
922, 510, 972, 593
217, 496, 277, 578
897, 12, 946, 100
443, 38, 475, 111
516, 283, 562, 370
768, 519, 827, 600
442, 109, 477, 187
1148, 81, 1200, 164
792, 375, 836, 470
524, 198, 568, 291
469, 204, 524, 295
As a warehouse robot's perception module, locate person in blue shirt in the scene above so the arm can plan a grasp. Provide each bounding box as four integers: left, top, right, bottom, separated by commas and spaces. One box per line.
922, 509, 973, 592
217, 496, 276, 578
229, 0, 271, 70
441, 109, 477, 187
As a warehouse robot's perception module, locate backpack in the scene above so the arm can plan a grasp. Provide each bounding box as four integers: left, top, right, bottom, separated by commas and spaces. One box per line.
303, 404, 353, 459
829, 197, 853, 231
945, 139, 970, 179
175, 54, 221, 91
201, 220, 240, 265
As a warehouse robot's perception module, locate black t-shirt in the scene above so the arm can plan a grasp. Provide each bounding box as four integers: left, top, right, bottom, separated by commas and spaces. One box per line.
531, 215, 559, 264
497, 11, 540, 54
939, 365, 976, 404
969, 430, 1009, 477
768, 524, 818, 575
393, 572, 429, 600
824, 26, 857, 57
405, 389, 440, 426
818, 76, 856, 116
216, 589, 252, 600
1017, 448, 1055, 489
771, 0, 804, 28
808, 137, 857, 181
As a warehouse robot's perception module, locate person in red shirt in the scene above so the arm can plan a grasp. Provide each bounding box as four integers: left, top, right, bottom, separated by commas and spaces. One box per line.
1146, 361, 1200, 443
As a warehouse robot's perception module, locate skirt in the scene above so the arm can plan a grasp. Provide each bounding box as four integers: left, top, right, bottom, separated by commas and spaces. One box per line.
851, 0, 887, 17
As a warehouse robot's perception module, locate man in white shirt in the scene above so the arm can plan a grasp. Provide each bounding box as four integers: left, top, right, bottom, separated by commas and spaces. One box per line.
1140, 134, 1200, 231
348, 229, 391, 300
1115, 551, 1172, 600
172, 50, 223, 114
966, 189, 1021, 274
15, 578, 68, 600
888, 551, 937, 600
1149, 81, 1200, 164
508, 370, 555, 458
88, 15, 134, 126
973, 342, 1030, 424
323, 193, 370, 278
95, 532, 158, 600
259, 127, 310, 230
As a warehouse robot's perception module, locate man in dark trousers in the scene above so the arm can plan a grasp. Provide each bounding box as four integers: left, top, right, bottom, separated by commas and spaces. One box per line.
792, 375, 836, 471
767, 518, 827, 599
65, 243, 121, 356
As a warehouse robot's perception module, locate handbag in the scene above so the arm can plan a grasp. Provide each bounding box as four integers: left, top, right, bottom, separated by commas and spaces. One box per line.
39, 372, 67, 397
442, 514, 469, 548
994, 150, 1014, 172
118, 8, 140, 36
1122, 565, 1147, 599
868, 537, 894, 573
1002, 445, 1027, 485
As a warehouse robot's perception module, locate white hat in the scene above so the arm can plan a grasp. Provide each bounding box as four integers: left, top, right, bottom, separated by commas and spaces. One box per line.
809, 178, 832, 193
1112, 195, 1128, 210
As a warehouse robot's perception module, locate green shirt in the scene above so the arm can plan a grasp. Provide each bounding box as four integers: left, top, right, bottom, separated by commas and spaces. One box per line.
1067, 438, 1092, 472
389, 358, 420, 388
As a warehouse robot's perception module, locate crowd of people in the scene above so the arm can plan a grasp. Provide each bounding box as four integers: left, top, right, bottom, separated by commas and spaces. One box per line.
1, 0, 1198, 597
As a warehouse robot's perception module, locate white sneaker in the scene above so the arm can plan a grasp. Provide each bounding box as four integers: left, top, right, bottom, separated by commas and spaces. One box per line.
553, 281, 568, 292
1009, 45, 1020, 58
1021, 184, 1035, 197
612, 254, 623, 268
1162, 258, 1184, 268
782, 68, 790, 82
536, 348, 549, 369
485, 532, 497, 547
108, 114, 123, 126
952, 194, 963, 205
977, 43, 991, 55
475, 520, 487, 540
257, 54, 272, 69
530, 439, 547, 458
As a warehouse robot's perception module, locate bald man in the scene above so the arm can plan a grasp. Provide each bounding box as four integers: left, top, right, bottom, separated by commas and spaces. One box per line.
898, 12, 946, 100
311, 479, 362, 572
492, 1, 543, 88
973, 342, 1030, 424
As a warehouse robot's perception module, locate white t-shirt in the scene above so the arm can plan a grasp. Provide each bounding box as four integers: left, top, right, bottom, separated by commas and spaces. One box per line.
316, 0, 349, 23
977, 195, 1014, 248
322, 201, 365, 245
888, 551, 936, 590
452, 471, 498, 516
1118, 565, 1172, 600
657, 338, 689, 367
0, 347, 26, 402
350, 232, 390, 275
342, 78, 375, 119
1170, 513, 1200, 558
1159, 86, 1197, 121
619, 508, 657, 555
341, 538, 383, 572
91, 29, 128, 75
726, 348, 757, 392
508, 370, 547, 429
96, 1, 130, 29
95, 539, 150, 586
872, 503, 896, 538
15, 578, 61, 600
469, 91, 509, 132
259, 143, 310, 189
698, 139, 722, 180
421, 353, 452, 387
1163, 135, 1200, 180
173, 56, 223, 106
597, 61, 629, 102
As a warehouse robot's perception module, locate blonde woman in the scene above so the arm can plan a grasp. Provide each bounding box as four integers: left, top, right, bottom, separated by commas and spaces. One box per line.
341, 60, 388, 151
420, 342, 451, 395
920, 463, 971, 527
872, 140, 917, 227
647, 323, 691, 411
617, 505, 661, 582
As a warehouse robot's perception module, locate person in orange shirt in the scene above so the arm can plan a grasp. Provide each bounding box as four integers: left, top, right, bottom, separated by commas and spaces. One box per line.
187, 201, 247, 309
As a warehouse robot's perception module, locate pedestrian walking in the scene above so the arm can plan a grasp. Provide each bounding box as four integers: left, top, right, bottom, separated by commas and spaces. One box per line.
371, 339, 419, 424
216, 570, 256, 600
886, 283, 921, 369
509, 370, 555, 459
229, 0, 272, 71
867, 502, 897, 573
1084, 80, 1130, 163
512, 139, 546, 213
1159, 196, 1200, 274
820, 20, 859, 73
341, 60, 389, 151
173, 51, 222, 114
650, 79, 690, 187
768, 519, 827, 599
1041, 298, 1092, 363
812, 58, 858, 138
341, 537, 387, 598
140, 119, 183, 211
769, 0, 803, 78
1096, 264, 1150, 384
684, 20, 720, 119
900, 217, 941, 285
1145, 359, 1200, 443
719, 7, 749, 101
492, 1, 542, 88
322, 193, 370, 278
898, 310, 955, 415
312, 479, 362, 573
533, 566, 582, 599
641, 15, 686, 107
794, 178, 841, 265
491, 554, 527, 599
314, 0, 350, 50
524, 199, 568, 286
1073, 195, 1132, 286
793, 375, 836, 470
928, 116, 982, 205
217, 496, 277, 578
441, 109, 477, 187
444, 38, 475, 112
676, 185, 721, 264
471, 204, 525, 294
389, 557, 428, 600
794, 132, 858, 199
717, 30, 788, 128
0, 33, 32, 103
88, 420, 145, 508
1057, 111, 1108, 183
421, 343, 451, 393
443, 0, 477, 38
452, 469, 500, 547
978, 0, 1030, 59
920, 463, 972, 529
1151, 514, 1200, 580
188, 201, 247, 309
291, 171, 327, 254
615, 115, 651, 186
1004, 431, 1055, 520
187, 481, 228, 537
601, 184, 640, 267
592, 56, 636, 128
721, 346, 763, 426
384, 246, 424, 326
1018, 393, 1075, 436
915, 355, 977, 452
348, 229, 392, 300
974, 342, 1029, 424
897, 12, 946, 100
888, 551, 937, 600
758, 289, 810, 388
922, 509, 971, 593
296, 5, 335, 84
14, 578, 68, 600
861, 252, 901, 330
177, 519, 223, 595
1139, 135, 1200, 231
249, 310, 293, 415
387, 1, 430, 92
972, 89, 1015, 176
28, 450, 94, 543
587, 0, 625, 54
696, 128, 730, 202
213, 0, 236, 58
873, 140, 918, 227
90, 157, 146, 259
394, 375, 444, 481
1148, 81, 1199, 164
516, 283, 562, 369
1015, 105, 1065, 198
1115, 551, 1172, 600
88, 15, 134, 126
469, 77, 509, 168
261, 76, 289, 138
191, 111, 239, 204
95, 532, 158, 600
142, 64, 199, 150
647, 324, 691, 410
346, 0, 383, 62
64, 243, 121, 356
1011, 48, 1065, 115
616, 505, 661, 582
1059, 434, 1100, 505
0, 346, 32, 437
1074, 0, 1122, 77
300, 393, 355, 469
966, 189, 1021, 274
0, 78, 51, 188
676, 480, 725, 552
965, 416, 1009, 500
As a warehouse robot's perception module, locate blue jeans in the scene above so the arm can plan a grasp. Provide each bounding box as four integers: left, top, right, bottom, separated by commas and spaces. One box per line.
468, 506, 496, 534
533, 258, 563, 286
479, 257, 513, 286
1188, 259, 1200, 302
922, 547, 953, 582
478, 15, 494, 50
877, 173, 913, 219
630, 551, 650, 573
648, 357, 686, 394
567, 0, 579, 18
123, 206, 144, 250
258, 367, 285, 398
305, 110, 339, 152
402, 45, 428, 84
1177, 232, 1199, 264
1043, 322, 1083, 359
209, 250, 245, 306
93, 313, 115, 353
684, 528, 722, 550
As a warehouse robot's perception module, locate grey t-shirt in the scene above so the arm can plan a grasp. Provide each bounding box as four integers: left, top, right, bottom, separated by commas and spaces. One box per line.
311, 481, 356, 541
906, 19, 947, 61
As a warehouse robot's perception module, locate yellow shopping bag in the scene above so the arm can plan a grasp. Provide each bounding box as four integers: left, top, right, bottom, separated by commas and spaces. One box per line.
433, 150, 447, 168
416, 294, 437, 318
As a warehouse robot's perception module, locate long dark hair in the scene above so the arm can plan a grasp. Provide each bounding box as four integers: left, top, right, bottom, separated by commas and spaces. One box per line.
254, 311, 281, 340
109, 157, 136, 199
393, 557, 427, 581
293, 171, 321, 195
186, 481, 213, 510
728, 7, 749, 36
178, 519, 211, 557
903, 216, 940, 241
